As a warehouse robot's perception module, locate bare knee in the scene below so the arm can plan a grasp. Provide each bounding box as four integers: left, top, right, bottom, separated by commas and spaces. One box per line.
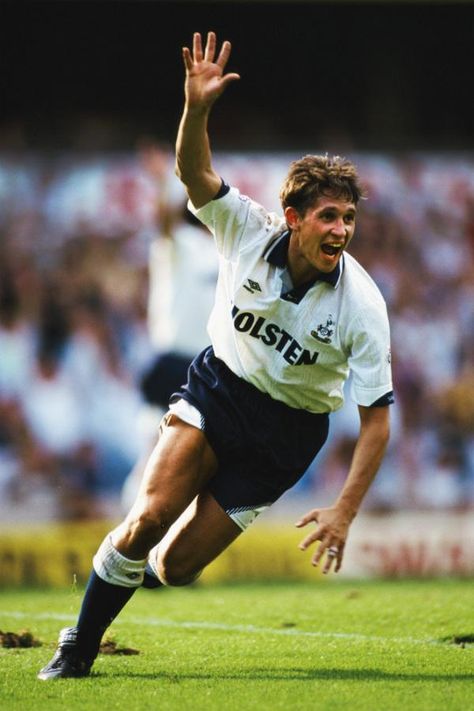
114, 507, 174, 559
131, 509, 171, 540
155, 549, 201, 587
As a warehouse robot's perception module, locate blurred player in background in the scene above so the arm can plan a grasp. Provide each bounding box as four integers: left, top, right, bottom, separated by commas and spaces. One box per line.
121, 142, 218, 511
39, 32, 393, 680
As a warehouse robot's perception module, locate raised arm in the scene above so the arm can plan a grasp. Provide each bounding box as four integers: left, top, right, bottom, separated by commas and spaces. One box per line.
175, 31, 240, 209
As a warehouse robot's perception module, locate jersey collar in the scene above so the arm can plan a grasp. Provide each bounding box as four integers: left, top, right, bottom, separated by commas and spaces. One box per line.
264, 230, 343, 289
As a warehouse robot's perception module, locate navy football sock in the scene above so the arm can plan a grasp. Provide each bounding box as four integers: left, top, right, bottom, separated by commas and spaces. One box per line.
75, 571, 137, 661
142, 570, 164, 589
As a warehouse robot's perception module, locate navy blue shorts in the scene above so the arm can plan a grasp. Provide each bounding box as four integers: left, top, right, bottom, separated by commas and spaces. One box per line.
141, 351, 193, 407
170, 347, 329, 523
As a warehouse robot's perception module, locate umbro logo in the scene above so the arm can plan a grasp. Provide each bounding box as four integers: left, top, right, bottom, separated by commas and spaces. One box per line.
243, 279, 262, 294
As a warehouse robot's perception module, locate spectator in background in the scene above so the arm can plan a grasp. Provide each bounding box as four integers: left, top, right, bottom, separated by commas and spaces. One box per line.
0, 258, 48, 519
0, 232, 145, 519
1, 142, 474, 518
62, 286, 143, 508
19, 345, 98, 520
121, 141, 218, 510
0, 260, 36, 402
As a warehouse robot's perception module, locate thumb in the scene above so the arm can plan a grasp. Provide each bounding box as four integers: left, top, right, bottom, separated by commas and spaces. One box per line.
220, 73, 241, 89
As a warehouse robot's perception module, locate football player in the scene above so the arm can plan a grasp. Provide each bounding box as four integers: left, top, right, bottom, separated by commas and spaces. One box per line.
38, 32, 392, 680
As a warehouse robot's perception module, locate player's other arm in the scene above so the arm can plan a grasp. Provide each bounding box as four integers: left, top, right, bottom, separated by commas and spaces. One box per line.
175, 31, 240, 209
333, 404, 390, 518
296, 405, 390, 573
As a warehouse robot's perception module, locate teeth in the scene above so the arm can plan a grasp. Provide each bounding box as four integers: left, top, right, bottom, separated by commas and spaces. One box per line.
321, 243, 342, 256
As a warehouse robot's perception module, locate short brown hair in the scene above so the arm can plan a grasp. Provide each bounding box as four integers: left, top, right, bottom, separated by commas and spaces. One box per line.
279, 154, 365, 214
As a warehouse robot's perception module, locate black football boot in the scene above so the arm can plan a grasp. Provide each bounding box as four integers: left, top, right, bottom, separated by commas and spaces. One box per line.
37, 627, 93, 680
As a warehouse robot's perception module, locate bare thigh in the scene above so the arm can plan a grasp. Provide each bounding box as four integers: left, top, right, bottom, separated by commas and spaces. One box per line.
153, 491, 242, 586
112, 414, 218, 560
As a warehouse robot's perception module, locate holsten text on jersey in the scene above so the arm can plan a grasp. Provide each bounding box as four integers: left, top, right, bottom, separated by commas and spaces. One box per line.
231, 305, 319, 366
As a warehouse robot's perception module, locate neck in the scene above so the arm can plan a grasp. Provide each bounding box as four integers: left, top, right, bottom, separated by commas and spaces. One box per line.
287, 240, 319, 287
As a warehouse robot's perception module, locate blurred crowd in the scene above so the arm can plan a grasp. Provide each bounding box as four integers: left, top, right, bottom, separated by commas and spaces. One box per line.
1, 145, 474, 522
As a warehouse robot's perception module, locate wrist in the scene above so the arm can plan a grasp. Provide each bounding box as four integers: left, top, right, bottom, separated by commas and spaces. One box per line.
184, 103, 212, 119
333, 498, 358, 522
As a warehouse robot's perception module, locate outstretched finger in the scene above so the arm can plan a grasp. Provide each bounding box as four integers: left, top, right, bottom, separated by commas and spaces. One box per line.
321, 542, 345, 574
322, 545, 337, 574
182, 47, 194, 72
311, 538, 332, 567
334, 544, 345, 573
295, 510, 320, 528
298, 527, 324, 552
193, 32, 203, 62
216, 39, 233, 70
204, 31, 216, 62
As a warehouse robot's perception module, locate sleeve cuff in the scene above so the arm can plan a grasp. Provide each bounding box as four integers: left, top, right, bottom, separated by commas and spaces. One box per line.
212, 179, 231, 200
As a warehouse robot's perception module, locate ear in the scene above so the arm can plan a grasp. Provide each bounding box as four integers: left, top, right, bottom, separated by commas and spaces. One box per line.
284, 206, 301, 230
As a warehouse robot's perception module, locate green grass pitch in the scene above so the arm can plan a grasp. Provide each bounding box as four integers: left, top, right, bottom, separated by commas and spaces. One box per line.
1, 579, 473, 710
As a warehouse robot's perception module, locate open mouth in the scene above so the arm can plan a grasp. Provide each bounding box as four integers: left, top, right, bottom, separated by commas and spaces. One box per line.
321, 243, 344, 256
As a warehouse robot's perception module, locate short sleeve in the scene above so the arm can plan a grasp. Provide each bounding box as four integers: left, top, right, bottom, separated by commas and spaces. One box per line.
347, 307, 393, 407
188, 186, 281, 260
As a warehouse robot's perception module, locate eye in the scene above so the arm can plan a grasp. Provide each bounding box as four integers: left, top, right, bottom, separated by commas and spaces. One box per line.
320, 211, 335, 221
344, 214, 355, 224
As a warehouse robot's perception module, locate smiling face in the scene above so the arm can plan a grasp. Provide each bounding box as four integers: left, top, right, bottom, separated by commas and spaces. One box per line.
285, 195, 356, 281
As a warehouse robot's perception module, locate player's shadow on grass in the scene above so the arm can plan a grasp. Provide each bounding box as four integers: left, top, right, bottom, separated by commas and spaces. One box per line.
115, 668, 474, 682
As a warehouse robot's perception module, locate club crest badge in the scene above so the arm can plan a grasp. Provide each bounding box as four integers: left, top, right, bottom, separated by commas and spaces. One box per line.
311, 315, 335, 344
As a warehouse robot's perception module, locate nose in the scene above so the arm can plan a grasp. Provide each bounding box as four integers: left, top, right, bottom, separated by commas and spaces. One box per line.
330, 219, 346, 238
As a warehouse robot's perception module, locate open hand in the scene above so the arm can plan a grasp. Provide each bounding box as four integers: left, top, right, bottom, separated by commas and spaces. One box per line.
295, 506, 352, 574
182, 31, 240, 111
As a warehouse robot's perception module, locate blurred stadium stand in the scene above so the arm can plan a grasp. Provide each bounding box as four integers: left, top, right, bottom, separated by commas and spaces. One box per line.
1, 1, 473, 524
0, 149, 473, 523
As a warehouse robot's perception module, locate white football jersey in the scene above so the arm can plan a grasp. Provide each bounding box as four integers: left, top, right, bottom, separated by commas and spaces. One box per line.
148, 222, 219, 356
190, 186, 393, 414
